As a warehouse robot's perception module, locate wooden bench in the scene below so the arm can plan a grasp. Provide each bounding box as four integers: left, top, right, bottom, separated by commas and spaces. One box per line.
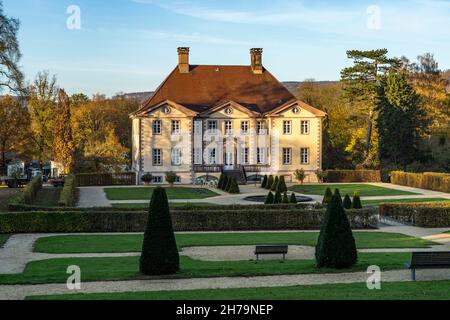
255, 245, 288, 261
407, 251, 450, 280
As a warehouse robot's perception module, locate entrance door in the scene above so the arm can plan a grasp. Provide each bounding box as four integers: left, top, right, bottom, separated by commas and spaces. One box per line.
224, 152, 234, 171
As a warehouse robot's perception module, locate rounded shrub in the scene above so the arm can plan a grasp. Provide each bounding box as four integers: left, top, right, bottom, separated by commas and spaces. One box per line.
352, 192, 363, 209
343, 194, 352, 209
140, 187, 180, 275
315, 193, 357, 269
265, 191, 274, 204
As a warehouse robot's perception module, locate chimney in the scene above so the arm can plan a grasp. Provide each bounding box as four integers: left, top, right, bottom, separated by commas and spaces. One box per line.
250, 48, 263, 74
178, 47, 190, 73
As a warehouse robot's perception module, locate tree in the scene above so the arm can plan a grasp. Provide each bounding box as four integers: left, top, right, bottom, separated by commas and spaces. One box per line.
266, 175, 274, 190
265, 191, 274, 204
315, 193, 358, 269
165, 171, 178, 187
351, 192, 363, 209
274, 190, 282, 204
322, 188, 333, 205
294, 169, 306, 185
271, 176, 279, 191
0, 2, 24, 94
0, 96, 29, 171
343, 194, 352, 209
276, 176, 288, 193
228, 178, 240, 194
53, 89, 75, 174
341, 49, 400, 166
261, 175, 268, 188
218, 173, 225, 189
376, 71, 426, 167
290, 192, 298, 204
28, 71, 58, 164
282, 192, 290, 204
140, 187, 179, 275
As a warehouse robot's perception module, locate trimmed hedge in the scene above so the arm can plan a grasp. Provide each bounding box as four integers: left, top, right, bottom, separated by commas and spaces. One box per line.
391, 171, 450, 193
58, 175, 77, 207
10, 176, 43, 205
75, 172, 136, 186
380, 203, 450, 227
0, 208, 378, 233
326, 170, 381, 183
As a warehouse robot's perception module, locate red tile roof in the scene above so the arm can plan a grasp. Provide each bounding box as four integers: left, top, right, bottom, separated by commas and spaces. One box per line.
135, 65, 297, 116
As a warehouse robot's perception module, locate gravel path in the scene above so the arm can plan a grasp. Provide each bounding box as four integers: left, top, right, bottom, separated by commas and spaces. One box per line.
2, 269, 450, 300
77, 187, 110, 208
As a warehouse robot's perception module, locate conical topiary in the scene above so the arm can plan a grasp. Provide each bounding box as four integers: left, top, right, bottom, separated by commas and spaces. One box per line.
352, 192, 363, 209
266, 175, 274, 190
334, 189, 342, 205
290, 192, 298, 204
343, 194, 352, 209
271, 176, 279, 191
322, 187, 333, 206
265, 191, 274, 204
282, 192, 290, 203
222, 175, 229, 191
277, 176, 288, 193
261, 175, 268, 188
228, 178, 240, 194
217, 173, 225, 189
225, 176, 232, 192
315, 193, 357, 269
274, 190, 282, 204
140, 187, 179, 275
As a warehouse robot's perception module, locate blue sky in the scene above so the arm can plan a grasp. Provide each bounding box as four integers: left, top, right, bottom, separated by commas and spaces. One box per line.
4, 0, 450, 96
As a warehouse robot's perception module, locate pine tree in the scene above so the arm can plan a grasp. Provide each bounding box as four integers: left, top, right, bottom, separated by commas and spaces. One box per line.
290, 192, 298, 204
271, 176, 279, 191
282, 192, 290, 203
140, 187, 179, 275
322, 188, 333, 205
343, 194, 352, 209
217, 173, 225, 189
315, 193, 358, 269
352, 192, 363, 209
228, 178, 240, 194
261, 175, 268, 188
265, 191, 274, 204
266, 175, 274, 190
274, 190, 282, 204
53, 89, 76, 174
277, 176, 288, 193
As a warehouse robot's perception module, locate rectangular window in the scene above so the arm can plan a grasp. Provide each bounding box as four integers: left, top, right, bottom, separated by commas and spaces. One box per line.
257, 121, 266, 135
208, 148, 217, 164
175, 176, 181, 183
208, 121, 218, 134
224, 121, 233, 135
152, 149, 162, 166
301, 120, 310, 135
153, 176, 163, 183
257, 148, 266, 164
241, 148, 249, 164
241, 121, 249, 134
300, 148, 310, 165
193, 148, 202, 165
153, 120, 162, 135
283, 121, 292, 135
282, 148, 292, 165
172, 120, 181, 135
171, 148, 181, 166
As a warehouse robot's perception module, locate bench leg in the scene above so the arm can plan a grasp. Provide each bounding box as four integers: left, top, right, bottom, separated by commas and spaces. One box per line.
411, 268, 416, 281
256, 254, 259, 262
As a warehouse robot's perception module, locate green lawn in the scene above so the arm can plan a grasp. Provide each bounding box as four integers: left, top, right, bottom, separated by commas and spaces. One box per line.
111, 202, 217, 209
289, 184, 419, 197
34, 232, 436, 254
28, 280, 450, 300
104, 187, 219, 201
33, 188, 61, 207
0, 234, 10, 247
362, 198, 450, 207
0, 253, 409, 285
